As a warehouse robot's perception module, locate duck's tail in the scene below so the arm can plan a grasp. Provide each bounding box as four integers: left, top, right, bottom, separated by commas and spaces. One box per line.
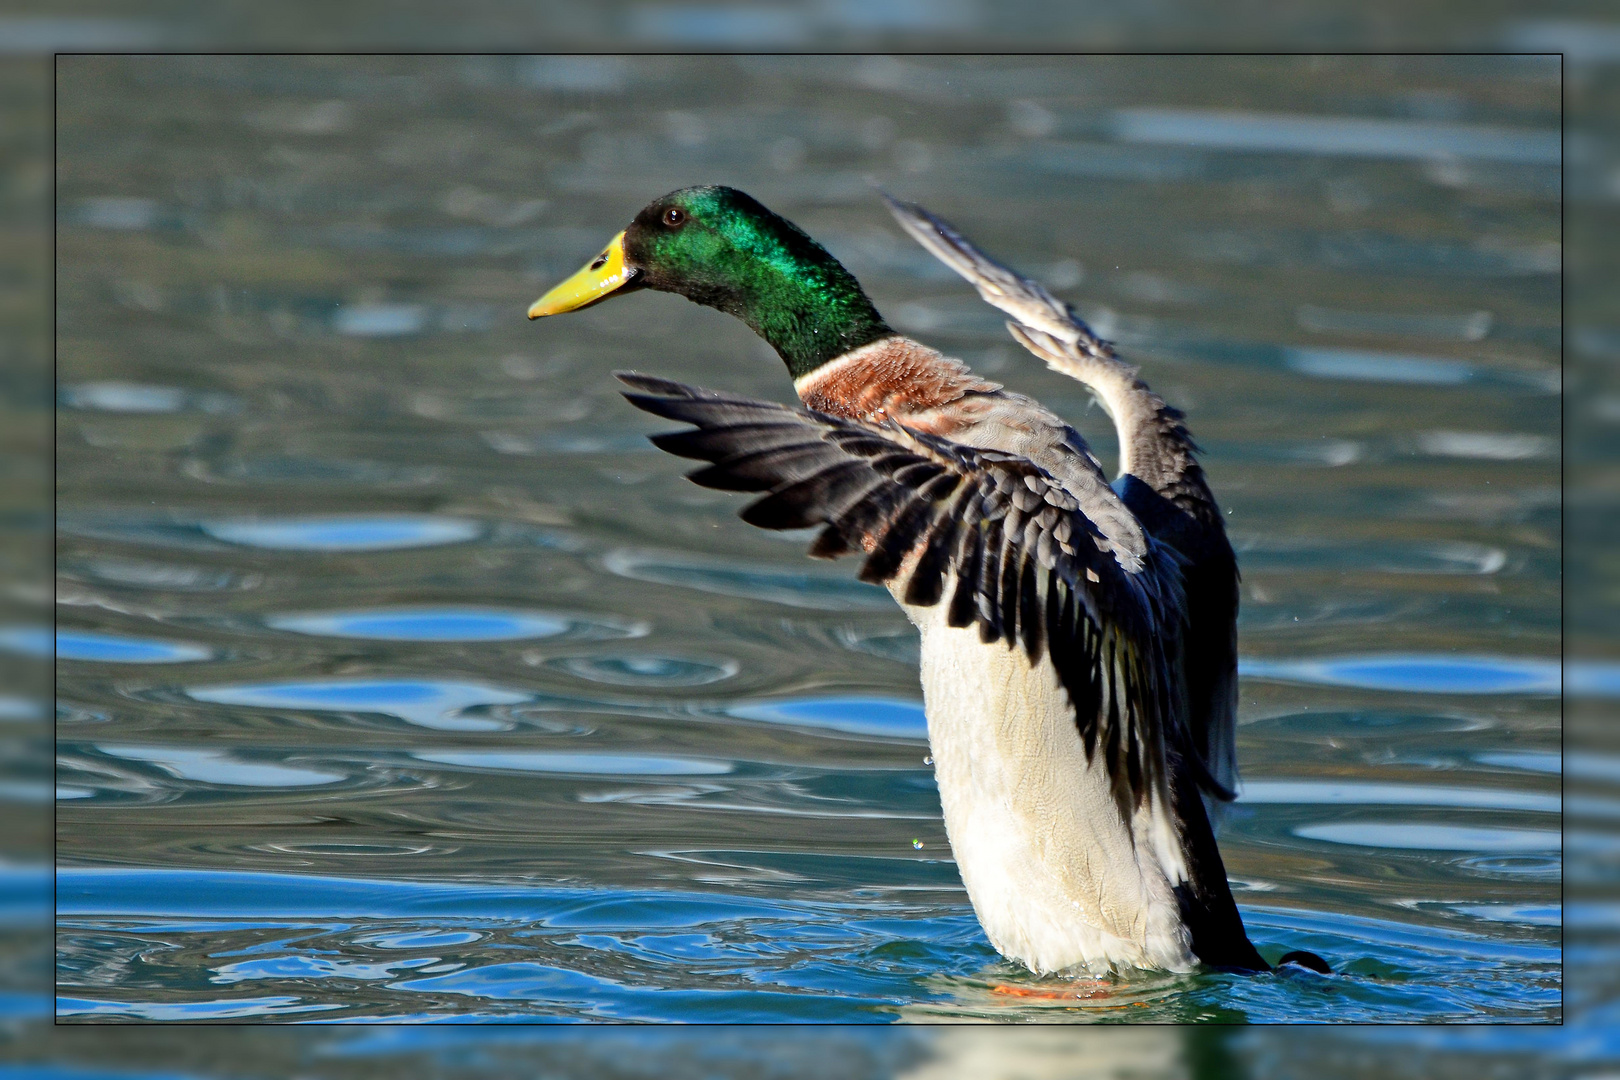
1170, 758, 1333, 975
1168, 752, 1270, 973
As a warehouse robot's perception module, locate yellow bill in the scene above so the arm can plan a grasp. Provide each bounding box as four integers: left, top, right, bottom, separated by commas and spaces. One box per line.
527, 230, 636, 319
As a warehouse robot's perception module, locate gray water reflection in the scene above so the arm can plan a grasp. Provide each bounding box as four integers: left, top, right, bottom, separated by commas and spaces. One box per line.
1110, 108, 1561, 164
1286, 347, 1476, 385
600, 548, 894, 611
550, 655, 739, 686
187, 679, 533, 731
410, 750, 732, 776
59, 381, 238, 414
96, 745, 347, 788
54, 55, 1562, 1025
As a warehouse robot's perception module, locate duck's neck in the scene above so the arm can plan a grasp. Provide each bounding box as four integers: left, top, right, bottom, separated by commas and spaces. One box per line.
1046, 338, 1208, 508
738, 270, 893, 381
657, 226, 890, 380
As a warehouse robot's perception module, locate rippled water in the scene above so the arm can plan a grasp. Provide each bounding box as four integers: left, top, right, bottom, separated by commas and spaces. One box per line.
53, 55, 1566, 1023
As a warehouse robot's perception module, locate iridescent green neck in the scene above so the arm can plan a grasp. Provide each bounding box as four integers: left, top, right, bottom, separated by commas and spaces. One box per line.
624, 187, 894, 380
725, 249, 894, 379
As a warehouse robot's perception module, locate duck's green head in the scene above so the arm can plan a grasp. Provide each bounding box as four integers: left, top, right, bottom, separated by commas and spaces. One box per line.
529, 186, 893, 379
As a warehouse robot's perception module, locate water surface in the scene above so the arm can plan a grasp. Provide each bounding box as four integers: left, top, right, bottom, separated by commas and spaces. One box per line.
53, 55, 1562, 1024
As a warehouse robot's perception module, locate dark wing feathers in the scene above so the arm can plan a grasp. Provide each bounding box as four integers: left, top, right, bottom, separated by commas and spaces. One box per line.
743, 462, 881, 532
945, 510, 982, 629
903, 508, 961, 607
687, 441, 832, 491
617, 370, 1184, 826
651, 422, 811, 462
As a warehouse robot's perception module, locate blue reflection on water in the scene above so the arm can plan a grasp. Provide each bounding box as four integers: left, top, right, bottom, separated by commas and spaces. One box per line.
358, 929, 483, 949
1239, 780, 1558, 813
1282, 346, 1558, 392
1449, 903, 1562, 926
728, 697, 927, 739
96, 746, 346, 788
200, 515, 482, 551
1473, 751, 1561, 774
0, 626, 51, 658
72, 195, 160, 229
333, 303, 427, 337
411, 751, 732, 776
267, 607, 571, 641
214, 953, 441, 985
187, 679, 531, 731
1235, 537, 1508, 576
56, 995, 341, 1021
53, 631, 213, 664
53, 866, 1566, 1024
388, 962, 619, 1003
1568, 755, 1620, 784
1294, 822, 1561, 852
1168, 337, 1556, 391
1569, 660, 1620, 699
54, 868, 799, 921
0, 861, 49, 925
59, 381, 185, 413
1240, 654, 1561, 695
1287, 346, 1474, 385
59, 380, 238, 415
0, 695, 43, 722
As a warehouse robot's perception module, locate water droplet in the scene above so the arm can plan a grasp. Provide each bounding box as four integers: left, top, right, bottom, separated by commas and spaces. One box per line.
911, 839, 924, 850
923, 754, 933, 766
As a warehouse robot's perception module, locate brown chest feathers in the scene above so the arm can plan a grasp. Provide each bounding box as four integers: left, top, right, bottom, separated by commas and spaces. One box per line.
793, 336, 1001, 432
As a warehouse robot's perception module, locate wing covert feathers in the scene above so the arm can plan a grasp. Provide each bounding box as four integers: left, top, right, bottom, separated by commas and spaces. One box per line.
617, 370, 1186, 827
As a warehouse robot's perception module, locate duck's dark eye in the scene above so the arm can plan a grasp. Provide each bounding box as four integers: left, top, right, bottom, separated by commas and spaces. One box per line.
661, 207, 686, 228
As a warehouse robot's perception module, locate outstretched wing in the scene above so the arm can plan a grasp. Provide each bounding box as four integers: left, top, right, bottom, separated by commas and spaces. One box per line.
882, 192, 1116, 359
618, 371, 1187, 828
883, 194, 1239, 803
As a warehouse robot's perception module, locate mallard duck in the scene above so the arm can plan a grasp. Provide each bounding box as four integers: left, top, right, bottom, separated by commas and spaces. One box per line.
529, 186, 1327, 976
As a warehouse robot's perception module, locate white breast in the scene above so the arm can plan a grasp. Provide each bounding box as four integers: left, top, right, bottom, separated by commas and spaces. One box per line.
905, 597, 1195, 975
